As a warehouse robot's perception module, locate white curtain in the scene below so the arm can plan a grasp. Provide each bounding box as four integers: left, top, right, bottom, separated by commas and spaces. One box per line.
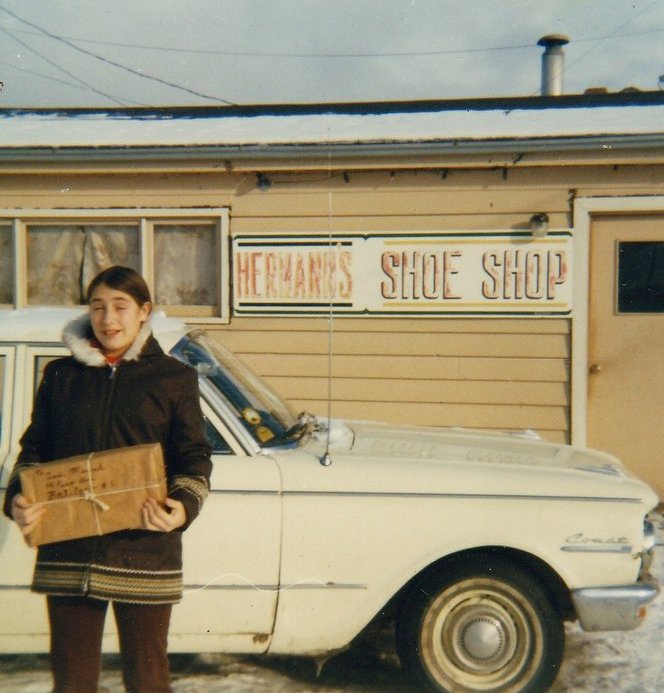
18, 222, 215, 307
82, 226, 140, 293
154, 224, 216, 306
27, 225, 139, 305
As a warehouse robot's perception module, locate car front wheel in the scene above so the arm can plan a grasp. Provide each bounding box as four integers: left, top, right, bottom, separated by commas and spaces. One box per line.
396, 556, 564, 693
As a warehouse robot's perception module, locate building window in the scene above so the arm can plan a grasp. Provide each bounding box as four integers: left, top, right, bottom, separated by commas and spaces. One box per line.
617, 241, 664, 314
27, 224, 141, 305
154, 223, 218, 309
1, 210, 229, 321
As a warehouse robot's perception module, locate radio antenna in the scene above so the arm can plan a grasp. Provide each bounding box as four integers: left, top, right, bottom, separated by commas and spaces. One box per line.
319, 154, 334, 467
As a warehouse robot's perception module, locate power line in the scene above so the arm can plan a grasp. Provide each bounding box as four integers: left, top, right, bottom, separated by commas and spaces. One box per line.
0, 58, 95, 92
0, 25, 136, 105
0, 3, 237, 105
4, 22, 664, 60
519, 0, 662, 97
4, 28, 532, 58
560, 0, 662, 83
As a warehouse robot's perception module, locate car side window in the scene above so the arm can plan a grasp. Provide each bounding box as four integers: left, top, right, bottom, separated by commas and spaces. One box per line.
204, 416, 232, 454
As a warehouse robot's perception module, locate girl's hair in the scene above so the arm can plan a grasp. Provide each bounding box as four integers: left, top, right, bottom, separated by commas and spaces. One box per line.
86, 266, 152, 307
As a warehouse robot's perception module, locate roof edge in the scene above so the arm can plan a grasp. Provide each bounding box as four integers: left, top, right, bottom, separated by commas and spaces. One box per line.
1, 134, 663, 168
2, 91, 663, 120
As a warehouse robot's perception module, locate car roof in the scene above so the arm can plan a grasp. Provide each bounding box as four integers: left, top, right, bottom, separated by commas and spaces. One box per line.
0, 308, 188, 350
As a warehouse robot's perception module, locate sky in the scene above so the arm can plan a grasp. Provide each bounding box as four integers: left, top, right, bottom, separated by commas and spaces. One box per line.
0, 0, 662, 109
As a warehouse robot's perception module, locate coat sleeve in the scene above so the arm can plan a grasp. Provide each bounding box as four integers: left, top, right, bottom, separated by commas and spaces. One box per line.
2, 361, 56, 519
165, 365, 212, 531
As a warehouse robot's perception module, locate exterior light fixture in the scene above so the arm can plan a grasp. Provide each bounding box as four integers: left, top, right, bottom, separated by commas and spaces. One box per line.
256, 173, 272, 191
529, 212, 549, 237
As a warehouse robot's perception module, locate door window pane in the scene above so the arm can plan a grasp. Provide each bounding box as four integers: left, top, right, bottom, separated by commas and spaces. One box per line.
618, 242, 664, 313
0, 228, 12, 304
154, 224, 217, 306
27, 225, 139, 305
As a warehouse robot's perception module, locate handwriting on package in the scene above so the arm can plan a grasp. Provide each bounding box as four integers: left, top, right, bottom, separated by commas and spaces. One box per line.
20, 443, 167, 547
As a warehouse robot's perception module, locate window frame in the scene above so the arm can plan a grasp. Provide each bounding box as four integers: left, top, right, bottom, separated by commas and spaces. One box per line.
200, 397, 245, 456
0, 346, 15, 457
1, 209, 230, 323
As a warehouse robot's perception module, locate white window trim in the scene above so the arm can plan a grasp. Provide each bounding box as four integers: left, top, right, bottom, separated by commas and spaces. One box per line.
572, 195, 664, 448
0, 346, 15, 456
1, 208, 230, 324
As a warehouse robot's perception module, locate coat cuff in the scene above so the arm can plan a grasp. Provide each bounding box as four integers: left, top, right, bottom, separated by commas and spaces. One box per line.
168, 475, 209, 531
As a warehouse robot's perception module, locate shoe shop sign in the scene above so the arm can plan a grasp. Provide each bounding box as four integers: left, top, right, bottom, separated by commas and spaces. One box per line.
232, 232, 572, 317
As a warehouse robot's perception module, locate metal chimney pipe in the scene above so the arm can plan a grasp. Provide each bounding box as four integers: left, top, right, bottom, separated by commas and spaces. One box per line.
538, 34, 569, 96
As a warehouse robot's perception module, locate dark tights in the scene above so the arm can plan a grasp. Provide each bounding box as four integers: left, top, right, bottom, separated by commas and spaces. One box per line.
47, 595, 173, 693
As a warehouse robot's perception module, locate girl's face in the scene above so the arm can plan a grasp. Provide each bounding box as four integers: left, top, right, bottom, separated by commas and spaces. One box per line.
89, 284, 151, 358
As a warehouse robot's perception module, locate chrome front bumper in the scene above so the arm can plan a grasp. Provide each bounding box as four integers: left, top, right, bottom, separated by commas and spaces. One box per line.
571, 577, 660, 632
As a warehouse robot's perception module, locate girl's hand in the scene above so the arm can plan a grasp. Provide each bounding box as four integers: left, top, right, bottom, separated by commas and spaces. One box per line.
11, 494, 46, 544
142, 497, 186, 532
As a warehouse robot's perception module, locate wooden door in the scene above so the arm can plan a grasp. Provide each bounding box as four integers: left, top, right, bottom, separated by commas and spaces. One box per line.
588, 215, 664, 499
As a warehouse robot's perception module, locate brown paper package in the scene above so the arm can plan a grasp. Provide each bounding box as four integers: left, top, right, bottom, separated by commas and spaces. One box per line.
19, 443, 167, 547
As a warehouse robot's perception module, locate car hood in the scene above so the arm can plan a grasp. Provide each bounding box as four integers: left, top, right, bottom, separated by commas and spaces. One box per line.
346, 421, 617, 473
302, 419, 658, 504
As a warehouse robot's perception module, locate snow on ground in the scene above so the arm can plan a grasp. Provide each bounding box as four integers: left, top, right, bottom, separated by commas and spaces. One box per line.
2, 517, 664, 692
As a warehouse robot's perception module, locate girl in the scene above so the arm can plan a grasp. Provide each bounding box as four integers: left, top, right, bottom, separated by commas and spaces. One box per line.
3, 266, 212, 693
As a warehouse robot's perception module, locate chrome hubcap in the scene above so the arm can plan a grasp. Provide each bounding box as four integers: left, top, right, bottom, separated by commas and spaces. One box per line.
461, 615, 506, 662
445, 602, 517, 674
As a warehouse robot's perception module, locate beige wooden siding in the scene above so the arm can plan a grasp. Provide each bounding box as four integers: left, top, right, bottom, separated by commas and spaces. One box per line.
5, 161, 662, 446
216, 164, 663, 445
2, 164, 663, 212
206, 318, 571, 444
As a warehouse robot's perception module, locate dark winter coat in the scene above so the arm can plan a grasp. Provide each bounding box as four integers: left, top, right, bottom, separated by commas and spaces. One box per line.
2, 314, 212, 604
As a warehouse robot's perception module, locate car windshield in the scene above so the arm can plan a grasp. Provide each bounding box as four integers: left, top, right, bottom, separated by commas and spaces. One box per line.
172, 330, 300, 447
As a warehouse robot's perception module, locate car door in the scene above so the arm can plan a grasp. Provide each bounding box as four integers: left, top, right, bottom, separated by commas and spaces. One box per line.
0, 345, 68, 650
0, 346, 284, 654
171, 400, 283, 652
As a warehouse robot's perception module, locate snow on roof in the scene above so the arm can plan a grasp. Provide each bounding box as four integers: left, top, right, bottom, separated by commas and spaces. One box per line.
1, 96, 662, 150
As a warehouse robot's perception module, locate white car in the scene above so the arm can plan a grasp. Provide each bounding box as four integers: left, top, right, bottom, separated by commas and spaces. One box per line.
0, 309, 659, 693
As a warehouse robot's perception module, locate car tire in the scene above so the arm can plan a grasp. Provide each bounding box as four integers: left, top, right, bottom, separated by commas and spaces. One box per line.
396, 555, 564, 693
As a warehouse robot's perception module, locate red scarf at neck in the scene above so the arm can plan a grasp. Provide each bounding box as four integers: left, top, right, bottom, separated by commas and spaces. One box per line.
91, 338, 123, 365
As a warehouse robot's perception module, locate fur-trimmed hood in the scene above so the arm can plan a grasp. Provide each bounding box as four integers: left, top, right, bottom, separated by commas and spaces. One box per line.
62, 313, 153, 367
